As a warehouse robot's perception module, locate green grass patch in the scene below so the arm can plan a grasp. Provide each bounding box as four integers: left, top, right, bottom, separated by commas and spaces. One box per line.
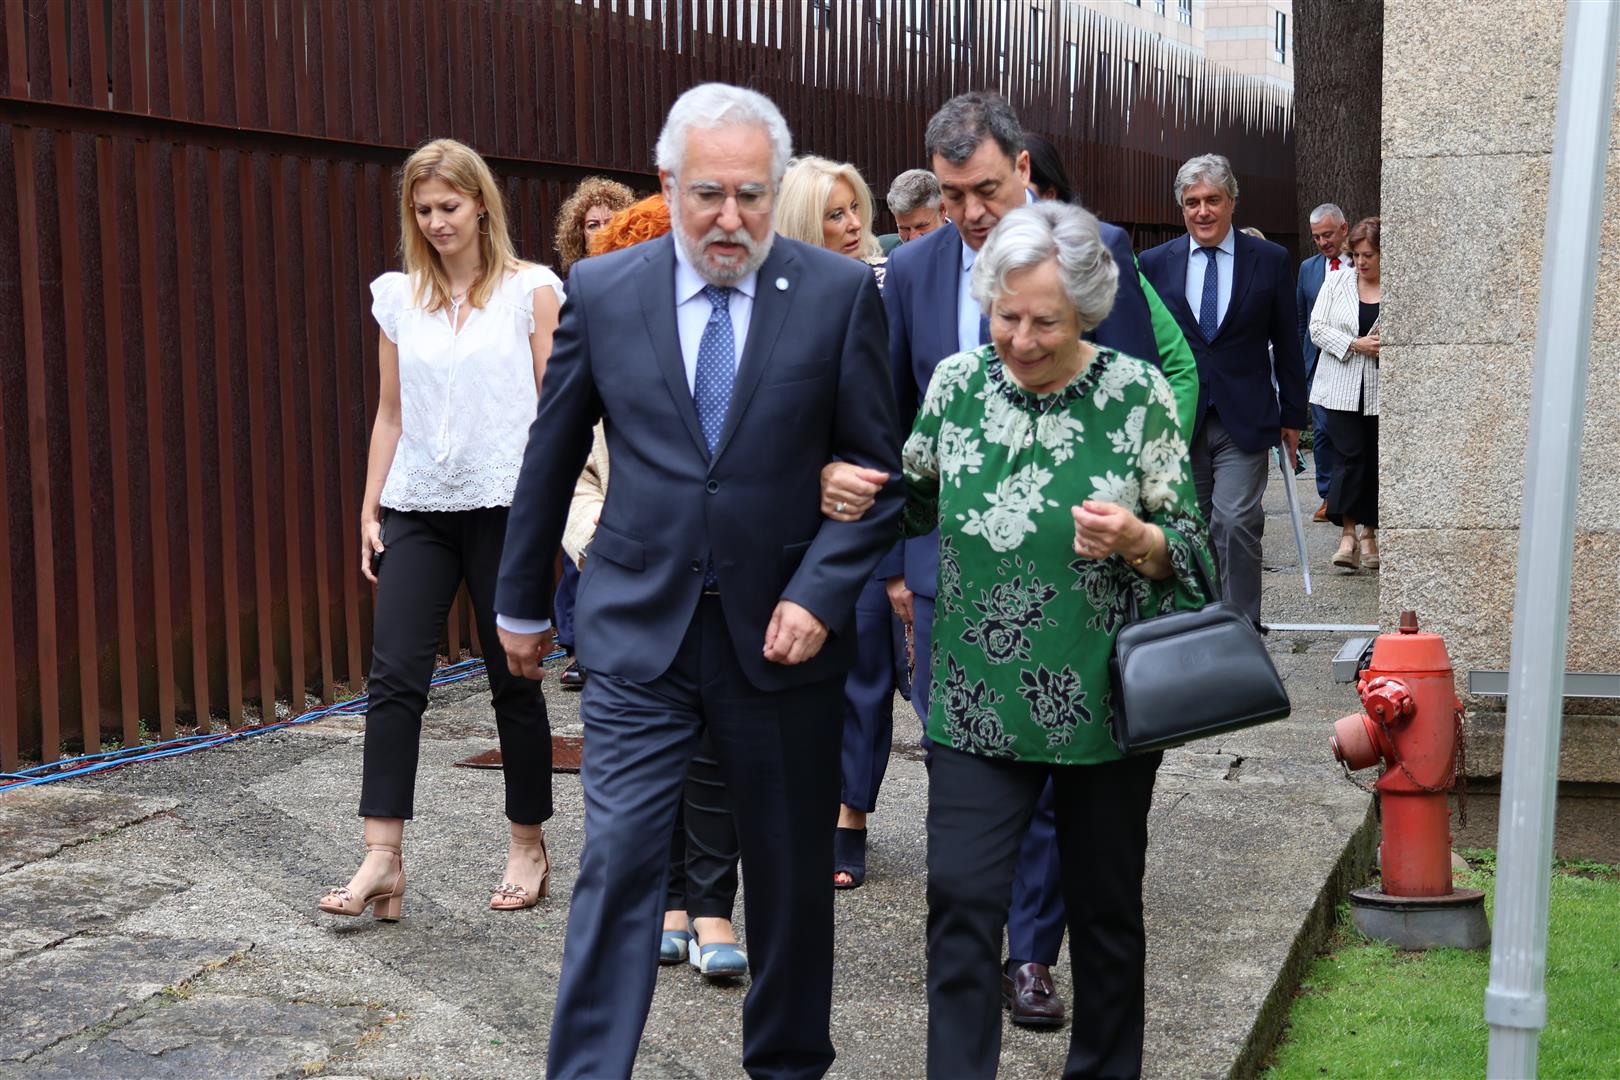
1264, 852, 1620, 1079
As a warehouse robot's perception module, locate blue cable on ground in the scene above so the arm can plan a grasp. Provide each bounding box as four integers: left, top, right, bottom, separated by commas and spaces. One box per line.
0, 649, 567, 793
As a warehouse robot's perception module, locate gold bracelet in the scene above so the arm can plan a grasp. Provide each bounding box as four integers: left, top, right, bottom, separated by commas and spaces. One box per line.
1128, 527, 1158, 567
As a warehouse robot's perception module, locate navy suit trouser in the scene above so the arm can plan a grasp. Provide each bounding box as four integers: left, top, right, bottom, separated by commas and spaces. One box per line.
1311, 402, 1336, 502
908, 592, 1067, 972
553, 559, 579, 652
547, 596, 843, 1080
840, 574, 908, 812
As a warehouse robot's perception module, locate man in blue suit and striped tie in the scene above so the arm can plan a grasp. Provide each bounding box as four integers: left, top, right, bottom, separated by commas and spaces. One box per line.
1297, 202, 1350, 521
1139, 154, 1308, 626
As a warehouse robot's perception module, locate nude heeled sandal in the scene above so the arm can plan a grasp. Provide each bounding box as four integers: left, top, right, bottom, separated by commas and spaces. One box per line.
319, 843, 406, 921
489, 827, 551, 911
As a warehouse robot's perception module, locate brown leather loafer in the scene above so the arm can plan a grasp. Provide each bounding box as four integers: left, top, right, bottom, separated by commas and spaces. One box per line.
1001, 961, 1066, 1029
1312, 499, 1329, 523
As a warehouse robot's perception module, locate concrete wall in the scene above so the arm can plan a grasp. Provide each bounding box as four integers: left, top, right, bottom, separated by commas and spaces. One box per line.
1380, 0, 1620, 821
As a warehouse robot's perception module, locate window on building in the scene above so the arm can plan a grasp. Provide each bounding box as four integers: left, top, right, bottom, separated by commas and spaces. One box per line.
1155, 0, 1167, 15
811, 0, 833, 31
1177, 0, 1192, 27
1273, 11, 1287, 62
951, 0, 977, 41
1125, 58, 1140, 127
1028, 6, 1044, 80
908, 0, 936, 39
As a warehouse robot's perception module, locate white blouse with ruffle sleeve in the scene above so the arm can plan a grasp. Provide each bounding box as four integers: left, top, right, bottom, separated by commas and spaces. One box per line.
370, 264, 564, 511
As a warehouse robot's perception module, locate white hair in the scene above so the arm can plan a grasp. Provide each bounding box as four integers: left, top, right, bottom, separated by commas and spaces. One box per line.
1309, 202, 1347, 226
1173, 153, 1240, 206
970, 202, 1118, 333
654, 83, 793, 187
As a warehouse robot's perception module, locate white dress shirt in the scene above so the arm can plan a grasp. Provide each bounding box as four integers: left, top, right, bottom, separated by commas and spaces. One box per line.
956, 239, 981, 355
1184, 228, 1236, 330
673, 232, 757, 386
496, 237, 759, 637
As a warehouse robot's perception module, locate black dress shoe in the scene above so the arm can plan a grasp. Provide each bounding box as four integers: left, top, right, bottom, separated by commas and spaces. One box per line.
1001, 961, 1066, 1029
559, 660, 586, 690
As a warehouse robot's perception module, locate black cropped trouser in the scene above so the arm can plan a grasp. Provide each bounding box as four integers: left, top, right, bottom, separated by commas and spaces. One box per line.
359, 507, 553, 824
665, 727, 741, 922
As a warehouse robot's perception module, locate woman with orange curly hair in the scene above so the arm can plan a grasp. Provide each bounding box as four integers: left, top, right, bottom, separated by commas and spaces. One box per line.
550, 178, 637, 690
561, 194, 750, 982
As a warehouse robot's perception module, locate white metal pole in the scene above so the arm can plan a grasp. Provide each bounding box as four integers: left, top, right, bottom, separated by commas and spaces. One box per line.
1484, 2, 1618, 1075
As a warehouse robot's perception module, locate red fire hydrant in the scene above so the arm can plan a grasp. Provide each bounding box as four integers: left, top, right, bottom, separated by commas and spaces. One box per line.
1329, 611, 1488, 948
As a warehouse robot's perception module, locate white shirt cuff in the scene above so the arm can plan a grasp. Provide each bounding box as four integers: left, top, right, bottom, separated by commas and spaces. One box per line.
495, 615, 552, 635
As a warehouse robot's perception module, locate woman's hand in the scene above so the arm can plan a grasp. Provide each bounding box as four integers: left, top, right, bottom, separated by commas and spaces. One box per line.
886, 575, 914, 627
360, 516, 385, 585
821, 461, 889, 522
1071, 501, 1151, 561
1350, 332, 1380, 359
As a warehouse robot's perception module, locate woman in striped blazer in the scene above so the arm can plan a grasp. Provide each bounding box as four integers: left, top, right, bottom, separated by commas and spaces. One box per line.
1309, 217, 1382, 571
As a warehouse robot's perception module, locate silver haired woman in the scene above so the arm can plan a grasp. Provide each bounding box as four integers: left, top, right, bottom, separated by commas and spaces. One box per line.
900, 202, 1215, 1078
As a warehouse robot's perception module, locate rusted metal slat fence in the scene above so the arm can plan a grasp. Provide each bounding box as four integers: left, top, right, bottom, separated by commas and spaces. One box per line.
0, 0, 1294, 768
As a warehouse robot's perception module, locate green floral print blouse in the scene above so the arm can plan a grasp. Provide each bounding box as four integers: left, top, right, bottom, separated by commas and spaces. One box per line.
901, 344, 1217, 765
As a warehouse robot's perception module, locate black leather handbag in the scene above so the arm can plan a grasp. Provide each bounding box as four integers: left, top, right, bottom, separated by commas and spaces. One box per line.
1107, 559, 1290, 755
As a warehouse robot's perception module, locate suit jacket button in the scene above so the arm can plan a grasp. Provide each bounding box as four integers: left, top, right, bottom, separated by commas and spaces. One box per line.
706, 479, 720, 494
690, 560, 702, 573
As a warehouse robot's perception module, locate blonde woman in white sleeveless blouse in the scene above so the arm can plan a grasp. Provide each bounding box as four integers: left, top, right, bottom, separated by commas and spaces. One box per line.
319, 139, 562, 921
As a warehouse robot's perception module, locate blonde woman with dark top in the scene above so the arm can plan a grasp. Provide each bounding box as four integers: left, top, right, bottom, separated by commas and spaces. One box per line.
319, 139, 562, 920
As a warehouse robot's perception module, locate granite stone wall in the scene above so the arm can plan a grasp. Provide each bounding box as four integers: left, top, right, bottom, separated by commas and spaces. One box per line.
1379, 0, 1620, 794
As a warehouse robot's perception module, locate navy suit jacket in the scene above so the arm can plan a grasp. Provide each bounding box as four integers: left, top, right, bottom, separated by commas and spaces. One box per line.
1139, 230, 1308, 455
1296, 251, 1329, 380
885, 218, 1163, 599
495, 234, 902, 691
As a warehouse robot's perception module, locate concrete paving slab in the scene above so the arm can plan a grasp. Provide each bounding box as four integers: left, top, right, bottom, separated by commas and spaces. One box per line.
0, 934, 249, 1062
0, 787, 178, 873
11, 995, 383, 1079
0, 859, 192, 963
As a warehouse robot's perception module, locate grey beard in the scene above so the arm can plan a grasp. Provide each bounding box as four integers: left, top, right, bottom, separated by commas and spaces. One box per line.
669, 199, 774, 285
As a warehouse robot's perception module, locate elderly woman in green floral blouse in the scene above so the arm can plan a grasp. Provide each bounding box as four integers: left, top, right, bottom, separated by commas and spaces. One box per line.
898, 201, 1214, 1078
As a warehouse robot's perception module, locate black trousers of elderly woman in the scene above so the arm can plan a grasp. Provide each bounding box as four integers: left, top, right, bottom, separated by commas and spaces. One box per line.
926, 744, 1163, 1080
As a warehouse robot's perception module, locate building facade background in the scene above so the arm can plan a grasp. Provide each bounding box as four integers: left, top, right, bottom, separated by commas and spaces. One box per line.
1380, 0, 1619, 855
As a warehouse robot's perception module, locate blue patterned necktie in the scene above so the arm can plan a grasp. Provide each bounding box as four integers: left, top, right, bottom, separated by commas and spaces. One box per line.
693, 284, 734, 589
1198, 246, 1220, 340
693, 284, 736, 454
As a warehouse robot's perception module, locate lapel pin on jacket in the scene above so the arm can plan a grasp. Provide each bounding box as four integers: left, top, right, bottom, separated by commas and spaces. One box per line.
775, 276, 789, 291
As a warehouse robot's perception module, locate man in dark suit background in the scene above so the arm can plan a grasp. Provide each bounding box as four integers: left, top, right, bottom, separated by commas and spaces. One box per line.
1297, 202, 1350, 521
495, 82, 901, 1080
823, 91, 1198, 1033
1139, 153, 1308, 625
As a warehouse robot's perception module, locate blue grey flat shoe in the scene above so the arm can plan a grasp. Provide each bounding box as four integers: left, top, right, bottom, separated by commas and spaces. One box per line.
659, 929, 693, 965
688, 938, 748, 981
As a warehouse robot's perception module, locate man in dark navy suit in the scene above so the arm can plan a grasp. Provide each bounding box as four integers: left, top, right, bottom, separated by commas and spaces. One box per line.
495, 83, 901, 1080
823, 91, 1198, 1034
1139, 153, 1308, 625
1297, 202, 1350, 521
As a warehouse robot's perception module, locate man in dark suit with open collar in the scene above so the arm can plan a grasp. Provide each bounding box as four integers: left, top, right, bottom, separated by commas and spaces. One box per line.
1139, 153, 1308, 626
495, 83, 901, 1080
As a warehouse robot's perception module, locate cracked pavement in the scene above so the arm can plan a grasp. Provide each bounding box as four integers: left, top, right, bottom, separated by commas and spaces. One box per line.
0, 454, 1378, 1079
